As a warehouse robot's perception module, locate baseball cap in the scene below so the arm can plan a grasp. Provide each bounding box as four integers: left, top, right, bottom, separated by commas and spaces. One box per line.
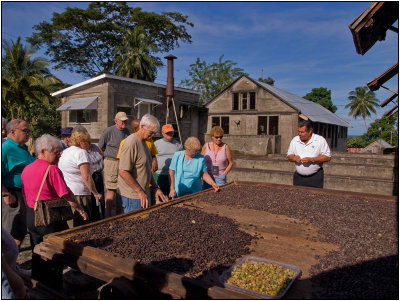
115, 112, 128, 121
162, 124, 174, 133
61, 127, 73, 136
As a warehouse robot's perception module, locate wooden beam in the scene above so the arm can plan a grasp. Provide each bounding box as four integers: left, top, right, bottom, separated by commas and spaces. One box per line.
367, 62, 399, 91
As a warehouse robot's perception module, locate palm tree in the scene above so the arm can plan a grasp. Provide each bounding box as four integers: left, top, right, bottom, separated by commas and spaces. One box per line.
113, 27, 162, 81
2, 37, 61, 120
346, 86, 380, 132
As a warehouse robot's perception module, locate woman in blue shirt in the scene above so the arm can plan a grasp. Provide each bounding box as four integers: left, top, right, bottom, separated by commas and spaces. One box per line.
169, 137, 219, 198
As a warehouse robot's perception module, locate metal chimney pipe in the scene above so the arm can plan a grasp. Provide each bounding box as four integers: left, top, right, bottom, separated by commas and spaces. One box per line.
165, 54, 177, 98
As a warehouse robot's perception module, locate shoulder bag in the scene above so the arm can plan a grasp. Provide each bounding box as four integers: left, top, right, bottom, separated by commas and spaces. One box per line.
34, 165, 73, 227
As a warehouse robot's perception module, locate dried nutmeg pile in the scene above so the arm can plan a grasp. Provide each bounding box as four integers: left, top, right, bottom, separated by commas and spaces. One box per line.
197, 185, 398, 299
69, 206, 255, 278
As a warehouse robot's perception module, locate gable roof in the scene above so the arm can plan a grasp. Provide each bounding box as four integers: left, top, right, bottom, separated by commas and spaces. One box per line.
206, 75, 351, 128
51, 73, 201, 97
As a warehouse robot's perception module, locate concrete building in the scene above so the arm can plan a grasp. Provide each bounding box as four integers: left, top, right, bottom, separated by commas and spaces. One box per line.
52, 74, 201, 143
204, 75, 351, 155
362, 139, 394, 154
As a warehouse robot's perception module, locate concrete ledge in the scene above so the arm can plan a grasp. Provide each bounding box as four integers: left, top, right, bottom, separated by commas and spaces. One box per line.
228, 168, 397, 196
232, 158, 395, 180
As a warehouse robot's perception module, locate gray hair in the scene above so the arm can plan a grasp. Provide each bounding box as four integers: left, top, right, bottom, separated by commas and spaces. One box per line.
72, 125, 88, 133
6, 119, 26, 134
140, 114, 160, 133
34, 134, 62, 154
184, 137, 201, 151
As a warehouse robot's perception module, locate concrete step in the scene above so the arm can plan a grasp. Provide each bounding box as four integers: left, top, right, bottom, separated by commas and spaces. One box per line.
232, 157, 396, 180
266, 152, 396, 167
227, 168, 397, 196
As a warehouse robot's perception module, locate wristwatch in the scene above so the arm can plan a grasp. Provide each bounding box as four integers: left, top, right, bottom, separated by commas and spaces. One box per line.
311, 158, 315, 164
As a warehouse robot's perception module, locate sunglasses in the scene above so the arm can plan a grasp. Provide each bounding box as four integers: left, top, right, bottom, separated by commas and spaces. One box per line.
213, 136, 223, 139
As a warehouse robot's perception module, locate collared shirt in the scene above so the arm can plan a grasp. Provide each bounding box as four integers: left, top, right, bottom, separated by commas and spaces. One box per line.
287, 133, 331, 176
2, 138, 36, 188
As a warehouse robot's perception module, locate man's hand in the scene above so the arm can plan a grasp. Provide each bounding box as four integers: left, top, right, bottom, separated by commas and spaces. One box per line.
155, 188, 168, 204
151, 157, 158, 173
3, 193, 16, 207
138, 191, 149, 208
300, 157, 314, 164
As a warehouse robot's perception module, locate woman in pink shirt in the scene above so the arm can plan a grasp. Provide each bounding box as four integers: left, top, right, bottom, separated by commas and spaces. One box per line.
201, 126, 233, 187
21, 134, 87, 289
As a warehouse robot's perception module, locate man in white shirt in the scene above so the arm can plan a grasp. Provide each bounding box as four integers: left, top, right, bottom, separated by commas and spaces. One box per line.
287, 120, 331, 188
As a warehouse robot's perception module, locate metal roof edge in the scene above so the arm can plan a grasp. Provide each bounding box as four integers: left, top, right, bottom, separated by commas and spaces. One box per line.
51, 73, 201, 97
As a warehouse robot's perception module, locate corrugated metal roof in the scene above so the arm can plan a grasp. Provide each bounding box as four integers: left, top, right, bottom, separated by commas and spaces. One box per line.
56, 96, 97, 111
256, 80, 352, 128
51, 74, 201, 97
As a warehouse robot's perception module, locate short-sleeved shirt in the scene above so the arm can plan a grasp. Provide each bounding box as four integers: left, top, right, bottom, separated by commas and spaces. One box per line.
287, 133, 331, 176
2, 138, 36, 188
169, 151, 207, 197
21, 159, 72, 208
154, 138, 183, 175
58, 146, 91, 195
87, 144, 103, 174
116, 138, 158, 159
98, 125, 129, 159
118, 134, 152, 199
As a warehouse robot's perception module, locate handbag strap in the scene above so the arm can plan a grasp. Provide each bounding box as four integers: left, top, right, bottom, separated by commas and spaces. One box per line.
34, 165, 51, 210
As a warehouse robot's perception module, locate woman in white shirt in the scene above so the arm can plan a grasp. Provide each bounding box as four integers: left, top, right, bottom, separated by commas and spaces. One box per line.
58, 130, 102, 227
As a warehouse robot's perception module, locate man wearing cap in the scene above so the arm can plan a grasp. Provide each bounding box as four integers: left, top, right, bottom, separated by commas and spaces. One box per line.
60, 127, 73, 151
154, 124, 183, 196
98, 112, 130, 217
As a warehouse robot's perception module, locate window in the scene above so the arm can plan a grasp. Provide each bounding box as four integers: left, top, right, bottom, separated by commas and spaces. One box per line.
232, 93, 239, 110
242, 93, 247, 110
257, 116, 279, 135
232, 92, 256, 111
268, 116, 279, 135
250, 92, 256, 109
69, 110, 97, 123
211, 116, 229, 134
117, 106, 132, 119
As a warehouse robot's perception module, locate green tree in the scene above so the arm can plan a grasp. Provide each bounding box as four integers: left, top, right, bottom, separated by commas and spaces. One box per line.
347, 115, 398, 148
181, 55, 248, 104
113, 27, 162, 81
258, 76, 275, 86
2, 37, 62, 121
345, 86, 379, 132
303, 87, 337, 113
27, 2, 193, 78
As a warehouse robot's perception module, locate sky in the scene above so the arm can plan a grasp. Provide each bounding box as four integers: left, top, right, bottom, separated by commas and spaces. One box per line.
1, 1, 398, 136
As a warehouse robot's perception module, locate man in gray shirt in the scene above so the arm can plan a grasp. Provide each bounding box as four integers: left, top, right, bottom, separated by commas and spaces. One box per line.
98, 112, 130, 217
154, 124, 183, 196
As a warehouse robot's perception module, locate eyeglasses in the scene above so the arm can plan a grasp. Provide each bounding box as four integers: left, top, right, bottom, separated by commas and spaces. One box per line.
16, 128, 31, 133
213, 136, 223, 139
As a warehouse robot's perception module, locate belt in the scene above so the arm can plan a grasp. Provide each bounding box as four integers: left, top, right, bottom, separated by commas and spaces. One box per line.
105, 157, 119, 161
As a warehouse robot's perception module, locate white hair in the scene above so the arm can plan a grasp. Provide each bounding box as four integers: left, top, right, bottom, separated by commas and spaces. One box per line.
34, 134, 62, 153
140, 114, 160, 132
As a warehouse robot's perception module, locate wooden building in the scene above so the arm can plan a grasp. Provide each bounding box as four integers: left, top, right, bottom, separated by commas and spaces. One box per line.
204, 75, 351, 155
53, 74, 201, 143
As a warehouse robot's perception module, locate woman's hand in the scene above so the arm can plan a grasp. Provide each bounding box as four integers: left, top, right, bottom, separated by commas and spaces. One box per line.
211, 183, 220, 193
169, 188, 176, 199
93, 192, 102, 200
77, 207, 88, 221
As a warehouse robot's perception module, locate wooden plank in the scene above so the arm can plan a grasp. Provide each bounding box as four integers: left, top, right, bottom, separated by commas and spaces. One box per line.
34, 242, 254, 299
